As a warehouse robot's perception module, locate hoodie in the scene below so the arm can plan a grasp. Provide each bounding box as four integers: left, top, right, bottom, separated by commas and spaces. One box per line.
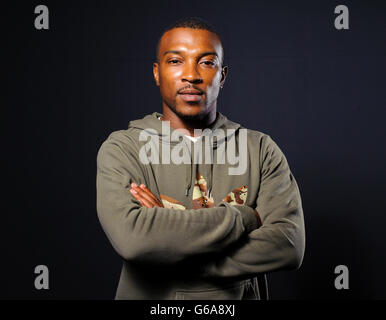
96, 111, 305, 300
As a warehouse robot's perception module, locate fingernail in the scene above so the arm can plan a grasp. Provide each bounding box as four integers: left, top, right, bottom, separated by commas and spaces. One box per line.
130, 189, 137, 194
140, 184, 146, 188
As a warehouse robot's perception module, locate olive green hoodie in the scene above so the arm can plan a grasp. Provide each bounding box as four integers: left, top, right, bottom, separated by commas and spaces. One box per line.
96, 111, 305, 300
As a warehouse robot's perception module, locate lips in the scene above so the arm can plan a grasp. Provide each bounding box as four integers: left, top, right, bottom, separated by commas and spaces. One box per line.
178, 89, 203, 95
179, 93, 202, 102
178, 88, 203, 102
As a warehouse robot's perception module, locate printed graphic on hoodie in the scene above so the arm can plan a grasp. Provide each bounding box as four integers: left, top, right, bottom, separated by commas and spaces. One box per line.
192, 172, 215, 209
159, 194, 186, 210
223, 186, 248, 205
160, 171, 248, 210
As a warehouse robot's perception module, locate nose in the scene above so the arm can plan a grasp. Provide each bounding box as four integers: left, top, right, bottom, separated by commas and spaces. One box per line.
181, 61, 202, 84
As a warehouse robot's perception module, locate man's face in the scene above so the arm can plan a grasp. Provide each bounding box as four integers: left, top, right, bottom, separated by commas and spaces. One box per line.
153, 28, 227, 120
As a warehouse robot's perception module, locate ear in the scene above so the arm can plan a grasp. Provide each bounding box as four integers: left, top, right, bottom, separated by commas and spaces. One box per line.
220, 65, 228, 88
153, 62, 160, 86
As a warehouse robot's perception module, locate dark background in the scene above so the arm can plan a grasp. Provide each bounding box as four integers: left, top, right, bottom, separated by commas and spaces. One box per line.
3, 0, 386, 299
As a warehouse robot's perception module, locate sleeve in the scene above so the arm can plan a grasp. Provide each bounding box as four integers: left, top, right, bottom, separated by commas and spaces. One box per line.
96, 134, 259, 265
199, 135, 306, 279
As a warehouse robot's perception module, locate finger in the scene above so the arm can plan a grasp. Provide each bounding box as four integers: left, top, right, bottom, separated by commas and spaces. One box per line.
130, 189, 153, 208
140, 197, 154, 208
130, 188, 142, 202
140, 185, 164, 207
131, 183, 163, 207
132, 185, 159, 206
139, 184, 163, 205
132, 183, 160, 205
133, 182, 162, 206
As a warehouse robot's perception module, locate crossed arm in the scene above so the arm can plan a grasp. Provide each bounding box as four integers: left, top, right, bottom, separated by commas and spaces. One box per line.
96, 136, 260, 266
128, 180, 304, 280
129, 182, 262, 226
97, 133, 305, 280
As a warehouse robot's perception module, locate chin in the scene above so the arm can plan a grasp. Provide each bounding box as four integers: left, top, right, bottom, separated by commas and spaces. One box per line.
173, 104, 207, 121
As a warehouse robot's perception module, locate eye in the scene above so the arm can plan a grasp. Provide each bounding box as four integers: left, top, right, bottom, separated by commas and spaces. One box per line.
168, 59, 181, 65
200, 60, 216, 67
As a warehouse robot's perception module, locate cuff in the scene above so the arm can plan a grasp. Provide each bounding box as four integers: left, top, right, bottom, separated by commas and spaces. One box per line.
233, 204, 259, 233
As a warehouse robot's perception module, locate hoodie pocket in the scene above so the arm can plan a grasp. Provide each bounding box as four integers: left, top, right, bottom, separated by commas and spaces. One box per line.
174, 280, 257, 300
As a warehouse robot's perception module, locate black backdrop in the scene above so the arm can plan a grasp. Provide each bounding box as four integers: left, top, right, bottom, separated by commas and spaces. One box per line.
3, 0, 386, 299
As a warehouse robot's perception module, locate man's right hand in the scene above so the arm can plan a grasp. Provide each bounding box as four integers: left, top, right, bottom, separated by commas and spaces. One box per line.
129, 182, 164, 208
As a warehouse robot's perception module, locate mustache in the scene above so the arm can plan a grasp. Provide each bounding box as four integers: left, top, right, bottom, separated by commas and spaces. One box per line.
176, 85, 205, 95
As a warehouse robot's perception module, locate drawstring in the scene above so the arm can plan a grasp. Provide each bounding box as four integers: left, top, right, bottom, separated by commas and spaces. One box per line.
208, 162, 213, 196
185, 138, 194, 196
185, 162, 192, 196
207, 135, 217, 196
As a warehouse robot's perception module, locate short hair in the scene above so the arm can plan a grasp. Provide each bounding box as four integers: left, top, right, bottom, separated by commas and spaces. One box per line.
155, 17, 224, 66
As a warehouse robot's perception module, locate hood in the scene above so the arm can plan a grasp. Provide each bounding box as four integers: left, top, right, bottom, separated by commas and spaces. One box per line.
128, 111, 242, 198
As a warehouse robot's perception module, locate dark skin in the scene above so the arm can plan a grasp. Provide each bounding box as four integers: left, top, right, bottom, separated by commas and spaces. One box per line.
130, 183, 164, 208
153, 27, 227, 137
130, 28, 260, 223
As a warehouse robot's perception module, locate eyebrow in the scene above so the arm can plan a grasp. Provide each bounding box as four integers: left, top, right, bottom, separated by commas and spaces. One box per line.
163, 50, 219, 59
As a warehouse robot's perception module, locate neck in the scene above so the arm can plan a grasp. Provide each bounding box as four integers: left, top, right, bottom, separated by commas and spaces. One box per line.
160, 105, 217, 137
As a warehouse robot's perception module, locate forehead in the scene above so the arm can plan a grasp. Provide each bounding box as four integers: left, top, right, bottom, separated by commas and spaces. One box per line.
159, 28, 223, 58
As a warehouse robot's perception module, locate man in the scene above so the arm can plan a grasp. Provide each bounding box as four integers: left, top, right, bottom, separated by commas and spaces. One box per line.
96, 17, 305, 300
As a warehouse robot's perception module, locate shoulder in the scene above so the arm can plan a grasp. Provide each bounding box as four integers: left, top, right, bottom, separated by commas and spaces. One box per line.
104, 127, 140, 145
239, 127, 287, 165
97, 127, 143, 165
100, 127, 142, 150
241, 127, 275, 150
